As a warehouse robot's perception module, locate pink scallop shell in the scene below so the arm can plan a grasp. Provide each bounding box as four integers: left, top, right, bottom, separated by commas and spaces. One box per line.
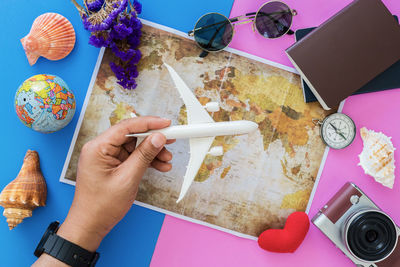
21, 13, 76, 65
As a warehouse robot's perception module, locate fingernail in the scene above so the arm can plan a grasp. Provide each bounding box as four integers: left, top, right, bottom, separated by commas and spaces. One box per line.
151, 134, 165, 148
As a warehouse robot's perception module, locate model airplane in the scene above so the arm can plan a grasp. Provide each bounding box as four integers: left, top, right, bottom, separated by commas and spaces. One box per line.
127, 63, 258, 202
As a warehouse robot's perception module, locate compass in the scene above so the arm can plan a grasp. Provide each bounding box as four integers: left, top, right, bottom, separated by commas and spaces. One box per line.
319, 113, 356, 149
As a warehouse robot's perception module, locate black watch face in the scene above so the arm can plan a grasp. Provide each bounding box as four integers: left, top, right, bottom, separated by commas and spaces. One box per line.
34, 221, 60, 257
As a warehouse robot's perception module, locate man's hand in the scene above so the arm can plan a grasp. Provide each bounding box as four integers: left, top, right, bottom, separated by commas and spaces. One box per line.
58, 117, 173, 252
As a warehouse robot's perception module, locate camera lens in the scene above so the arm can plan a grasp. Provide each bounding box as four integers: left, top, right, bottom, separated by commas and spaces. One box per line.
347, 211, 397, 261
366, 230, 378, 243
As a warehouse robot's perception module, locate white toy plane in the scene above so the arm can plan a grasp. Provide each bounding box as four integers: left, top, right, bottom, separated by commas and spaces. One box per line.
127, 63, 258, 202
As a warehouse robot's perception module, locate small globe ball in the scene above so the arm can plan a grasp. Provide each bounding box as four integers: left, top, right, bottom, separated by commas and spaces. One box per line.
15, 74, 76, 133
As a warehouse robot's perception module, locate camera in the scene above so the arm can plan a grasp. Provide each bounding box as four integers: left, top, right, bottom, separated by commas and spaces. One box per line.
312, 182, 400, 266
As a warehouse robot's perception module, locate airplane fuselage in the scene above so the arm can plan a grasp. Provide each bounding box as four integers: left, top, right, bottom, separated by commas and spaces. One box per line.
129, 120, 258, 139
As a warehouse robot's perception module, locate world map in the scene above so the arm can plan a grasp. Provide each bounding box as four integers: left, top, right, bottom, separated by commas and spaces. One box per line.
63, 21, 331, 238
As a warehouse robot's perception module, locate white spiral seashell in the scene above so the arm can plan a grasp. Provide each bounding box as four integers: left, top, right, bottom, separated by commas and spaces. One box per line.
358, 127, 395, 188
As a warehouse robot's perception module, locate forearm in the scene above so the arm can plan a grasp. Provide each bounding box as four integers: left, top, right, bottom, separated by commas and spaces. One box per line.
32, 254, 70, 267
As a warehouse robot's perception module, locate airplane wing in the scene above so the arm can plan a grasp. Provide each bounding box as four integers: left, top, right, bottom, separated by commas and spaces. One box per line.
163, 63, 217, 202
164, 63, 214, 124
177, 136, 215, 203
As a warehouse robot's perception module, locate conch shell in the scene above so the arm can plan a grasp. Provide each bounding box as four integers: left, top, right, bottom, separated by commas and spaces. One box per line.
358, 127, 396, 188
0, 150, 47, 230
20, 13, 76, 65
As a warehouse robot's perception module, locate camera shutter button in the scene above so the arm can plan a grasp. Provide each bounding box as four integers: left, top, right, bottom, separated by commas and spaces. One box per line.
350, 195, 359, 204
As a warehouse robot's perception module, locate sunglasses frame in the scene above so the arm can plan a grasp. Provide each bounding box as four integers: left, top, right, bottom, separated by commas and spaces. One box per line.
190, 12, 235, 56
189, 0, 297, 56
254, 1, 297, 39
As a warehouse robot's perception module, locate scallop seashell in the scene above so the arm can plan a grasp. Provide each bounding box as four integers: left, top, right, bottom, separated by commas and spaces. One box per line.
20, 13, 76, 65
0, 150, 47, 230
358, 127, 396, 189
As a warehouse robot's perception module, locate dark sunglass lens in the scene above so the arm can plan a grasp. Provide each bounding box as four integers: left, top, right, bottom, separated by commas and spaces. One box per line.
255, 1, 293, 38
193, 13, 233, 52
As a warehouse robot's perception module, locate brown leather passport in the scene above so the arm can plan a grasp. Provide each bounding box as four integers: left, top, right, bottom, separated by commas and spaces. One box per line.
286, 0, 400, 110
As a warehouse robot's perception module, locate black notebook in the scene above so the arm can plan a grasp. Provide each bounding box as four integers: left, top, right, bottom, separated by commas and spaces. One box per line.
296, 19, 400, 103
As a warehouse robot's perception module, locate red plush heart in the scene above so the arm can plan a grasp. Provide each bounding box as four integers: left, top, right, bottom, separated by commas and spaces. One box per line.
258, 211, 310, 253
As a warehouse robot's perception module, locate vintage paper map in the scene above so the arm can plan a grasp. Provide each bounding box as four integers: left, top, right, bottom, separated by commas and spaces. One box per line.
61, 20, 330, 238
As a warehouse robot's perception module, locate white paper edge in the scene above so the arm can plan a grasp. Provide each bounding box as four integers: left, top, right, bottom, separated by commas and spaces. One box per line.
305, 99, 346, 214
59, 47, 106, 185
59, 19, 324, 240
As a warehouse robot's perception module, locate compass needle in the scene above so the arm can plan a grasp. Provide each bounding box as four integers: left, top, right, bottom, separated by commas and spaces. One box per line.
339, 132, 347, 140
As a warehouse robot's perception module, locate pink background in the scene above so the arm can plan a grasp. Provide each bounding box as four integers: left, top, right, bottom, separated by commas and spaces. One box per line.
151, 0, 400, 266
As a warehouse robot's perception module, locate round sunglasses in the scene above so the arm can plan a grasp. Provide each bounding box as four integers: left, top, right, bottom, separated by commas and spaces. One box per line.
188, 1, 297, 57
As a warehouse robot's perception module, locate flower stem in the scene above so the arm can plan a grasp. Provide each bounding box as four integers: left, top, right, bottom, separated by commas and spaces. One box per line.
83, 0, 89, 13
71, 0, 86, 14
129, 0, 133, 11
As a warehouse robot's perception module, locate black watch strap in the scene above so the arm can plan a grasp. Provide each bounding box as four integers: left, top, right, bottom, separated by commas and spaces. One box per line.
42, 233, 99, 267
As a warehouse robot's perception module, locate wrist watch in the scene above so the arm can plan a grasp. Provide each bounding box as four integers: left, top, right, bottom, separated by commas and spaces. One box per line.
34, 221, 100, 267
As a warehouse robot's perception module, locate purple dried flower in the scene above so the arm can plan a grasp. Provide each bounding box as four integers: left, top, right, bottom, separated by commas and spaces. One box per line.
119, 77, 137, 89
82, 0, 128, 32
110, 42, 137, 61
119, 79, 137, 89
126, 63, 139, 78
72, 0, 143, 90
131, 28, 142, 37
130, 49, 141, 64
118, 12, 141, 29
85, 0, 104, 12
89, 31, 110, 47
81, 14, 91, 30
127, 34, 140, 48
82, 12, 113, 32
110, 62, 125, 79
110, 61, 138, 89
110, 22, 133, 40
129, 16, 142, 30
132, 0, 142, 14
111, 0, 128, 16
109, 58, 140, 90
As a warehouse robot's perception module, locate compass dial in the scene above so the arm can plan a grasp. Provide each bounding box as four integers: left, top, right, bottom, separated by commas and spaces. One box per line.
320, 113, 356, 149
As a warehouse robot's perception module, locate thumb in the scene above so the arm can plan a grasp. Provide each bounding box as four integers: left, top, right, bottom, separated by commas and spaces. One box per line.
122, 133, 166, 178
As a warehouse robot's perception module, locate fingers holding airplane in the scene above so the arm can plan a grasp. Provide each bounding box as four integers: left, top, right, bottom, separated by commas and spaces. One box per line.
153, 147, 173, 172
151, 159, 172, 172
166, 139, 176, 145
102, 116, 172, 147
120, 137, 174, 167
156, 147, 173, 162
117, 146, 131, 162
123, 139, 137, 153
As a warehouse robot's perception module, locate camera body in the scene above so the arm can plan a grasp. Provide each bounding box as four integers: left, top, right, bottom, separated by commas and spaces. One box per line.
312, 182, 400, 267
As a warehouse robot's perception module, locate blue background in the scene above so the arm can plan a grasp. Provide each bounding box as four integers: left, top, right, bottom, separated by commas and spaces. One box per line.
0, 0, 234, 266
